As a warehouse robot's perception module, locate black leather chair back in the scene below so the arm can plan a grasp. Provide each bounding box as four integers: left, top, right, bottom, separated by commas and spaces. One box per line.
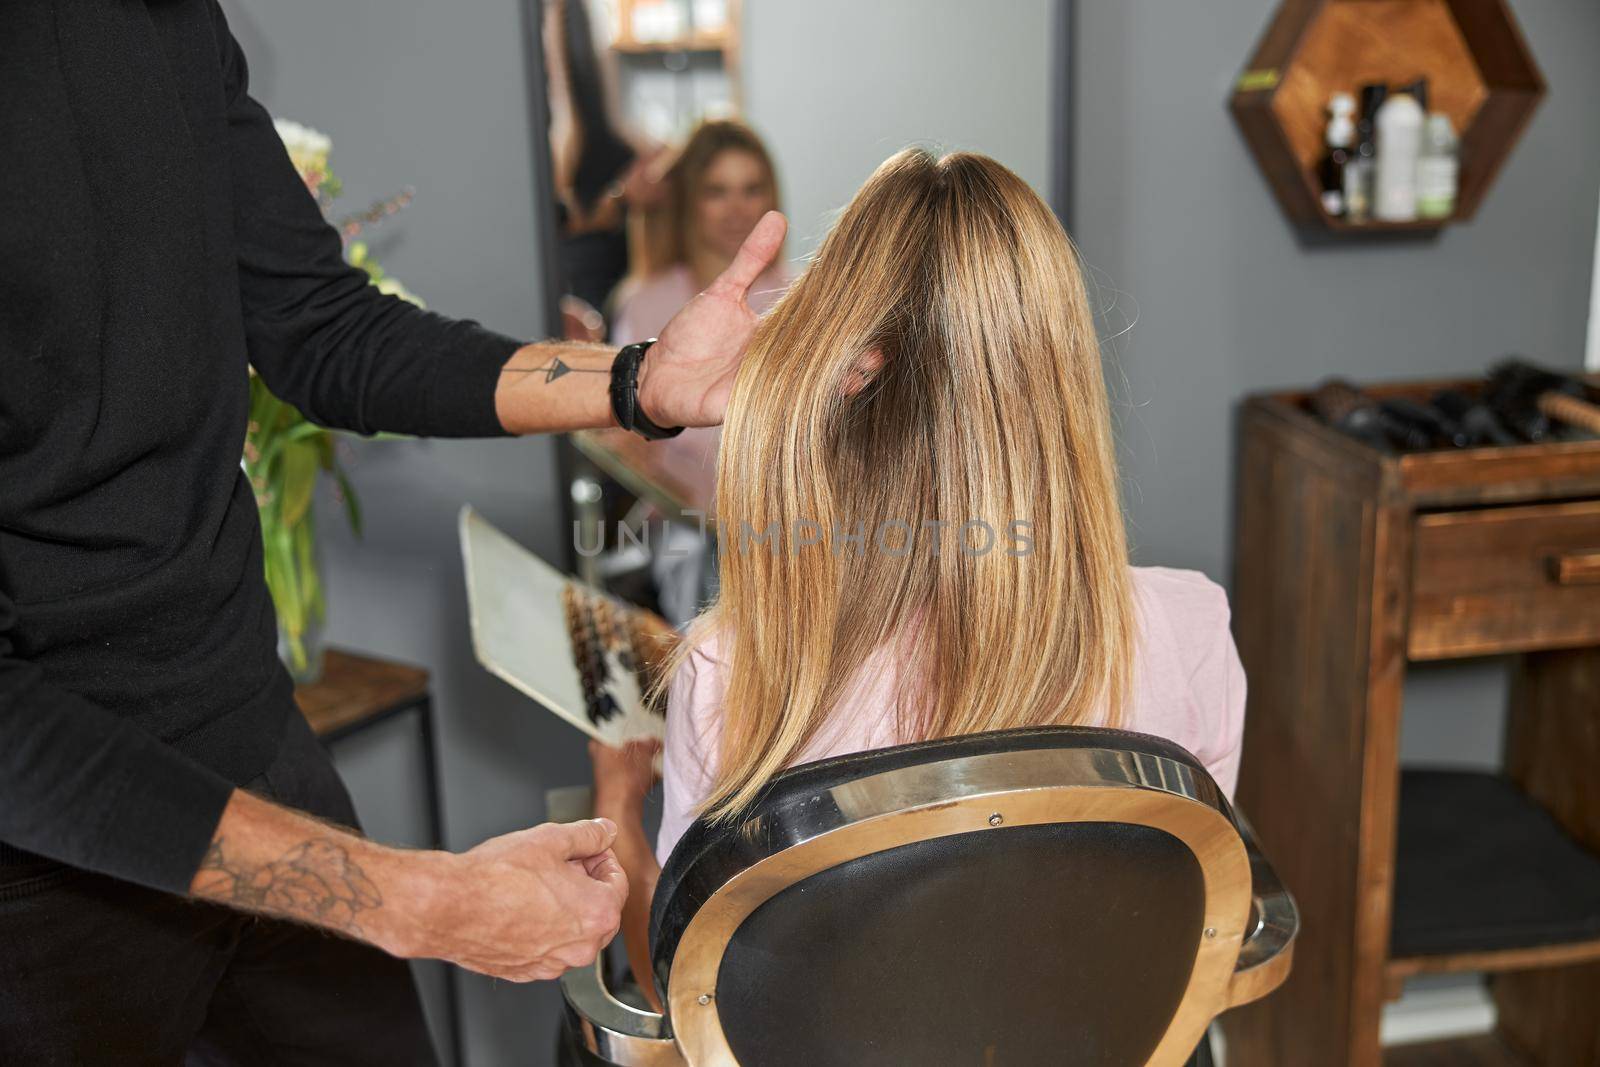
644, 726, 1258, 1066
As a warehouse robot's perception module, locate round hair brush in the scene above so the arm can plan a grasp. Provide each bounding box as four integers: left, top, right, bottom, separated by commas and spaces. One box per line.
1486, 358, 1600, 442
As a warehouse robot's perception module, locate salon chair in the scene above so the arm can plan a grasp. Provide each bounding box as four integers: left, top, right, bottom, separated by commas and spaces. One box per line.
561, 726, 1297, 1066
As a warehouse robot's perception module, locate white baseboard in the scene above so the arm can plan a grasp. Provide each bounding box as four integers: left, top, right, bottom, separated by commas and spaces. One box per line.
1381, 979, 1496, 1047
1211, 980, 1496, 1065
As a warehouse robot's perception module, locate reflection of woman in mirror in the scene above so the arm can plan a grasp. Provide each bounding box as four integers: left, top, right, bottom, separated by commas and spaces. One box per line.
612, 120, 791, 344
590, 150, 1246, 1006
612, 120, 792, 625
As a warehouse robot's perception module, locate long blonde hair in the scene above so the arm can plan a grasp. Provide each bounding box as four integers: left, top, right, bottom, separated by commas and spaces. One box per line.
689, 147, 1133, 821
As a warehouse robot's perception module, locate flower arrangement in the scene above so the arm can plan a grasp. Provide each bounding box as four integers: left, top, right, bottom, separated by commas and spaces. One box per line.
246, 119, 418, 681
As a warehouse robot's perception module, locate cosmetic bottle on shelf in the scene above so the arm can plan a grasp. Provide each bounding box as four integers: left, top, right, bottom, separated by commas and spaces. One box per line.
1360, 83, 1389, 124
1417, 113, 1459, 220
1343, 84, 1386, 224
1375, 80, 1425, 222
1319, 93, 1356, 217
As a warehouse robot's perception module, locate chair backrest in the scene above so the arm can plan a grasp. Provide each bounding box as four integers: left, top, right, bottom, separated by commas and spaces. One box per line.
647, 726, 1259, 1067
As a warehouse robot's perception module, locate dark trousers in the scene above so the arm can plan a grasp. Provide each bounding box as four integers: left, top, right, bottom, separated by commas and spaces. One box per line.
0, 710, 439, 1066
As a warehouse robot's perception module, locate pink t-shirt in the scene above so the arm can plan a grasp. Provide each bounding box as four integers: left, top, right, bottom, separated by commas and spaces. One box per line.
612, 262, 792, 344
655, 566, 1247, 864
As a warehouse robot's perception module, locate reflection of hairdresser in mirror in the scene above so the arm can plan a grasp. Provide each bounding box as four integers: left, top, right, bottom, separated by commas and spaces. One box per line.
612, 120, 792, 344
543, 0, 666, 320
590, 149, 1247, 1008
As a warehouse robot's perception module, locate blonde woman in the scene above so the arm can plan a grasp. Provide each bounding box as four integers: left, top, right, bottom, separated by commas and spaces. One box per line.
590, 148, 1246, 1003
610, 120, 793, 623
612, 119, 791, 342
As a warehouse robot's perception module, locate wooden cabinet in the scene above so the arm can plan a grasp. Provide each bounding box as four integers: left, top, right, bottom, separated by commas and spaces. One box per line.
1219, 377, 1600, 1066
1409, 501, 1600, 659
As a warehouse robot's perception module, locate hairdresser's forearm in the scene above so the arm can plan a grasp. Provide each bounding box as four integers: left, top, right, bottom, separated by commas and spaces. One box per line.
494, 342, 618, 434
494, 340, 676, 434
189, 789, 629, 983
188, 788, 442, 955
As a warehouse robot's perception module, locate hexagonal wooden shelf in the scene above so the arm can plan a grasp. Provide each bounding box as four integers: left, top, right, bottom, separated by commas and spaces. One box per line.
1230, 0, 1544, 234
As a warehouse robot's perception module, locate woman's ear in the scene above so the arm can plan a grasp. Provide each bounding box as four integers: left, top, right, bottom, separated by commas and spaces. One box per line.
841, 348, 887, 399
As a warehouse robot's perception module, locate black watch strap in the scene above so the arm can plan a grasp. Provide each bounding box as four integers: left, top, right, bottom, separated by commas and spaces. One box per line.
609, 339, 684, 441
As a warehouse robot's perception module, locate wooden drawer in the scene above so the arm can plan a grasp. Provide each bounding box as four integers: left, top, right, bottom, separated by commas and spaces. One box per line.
1408, 500, 1600, 659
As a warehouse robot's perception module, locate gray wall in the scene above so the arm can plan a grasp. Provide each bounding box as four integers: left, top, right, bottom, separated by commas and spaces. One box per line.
225, 0, 1600, 1059
743, 0, 1055, 261
1071, 0, 1600, 774
223, 2, 576, 1064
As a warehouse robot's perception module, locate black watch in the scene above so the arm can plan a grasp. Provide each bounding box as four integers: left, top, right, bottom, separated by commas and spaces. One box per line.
609, 339, 684, 441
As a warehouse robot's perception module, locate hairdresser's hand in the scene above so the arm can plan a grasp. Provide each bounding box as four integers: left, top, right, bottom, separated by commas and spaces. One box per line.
640, 210, 788, 428
401, 819, 627, 982
590, 738, 663, 820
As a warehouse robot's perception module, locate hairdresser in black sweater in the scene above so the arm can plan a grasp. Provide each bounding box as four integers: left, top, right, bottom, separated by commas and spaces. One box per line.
0, 2, 785, 1062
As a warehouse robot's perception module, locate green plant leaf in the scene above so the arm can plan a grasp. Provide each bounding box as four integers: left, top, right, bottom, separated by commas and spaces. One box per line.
271, 521, 301, 635
333, 466, 363, 538
279, 441, 319, 527
253, 385, 285, 437
255, 419, 298, 473
282, 421, 324, 445
316, 432, 336, 470
245, 372, 368, 663
295, 514, 324, 624
262, 538, 288, 620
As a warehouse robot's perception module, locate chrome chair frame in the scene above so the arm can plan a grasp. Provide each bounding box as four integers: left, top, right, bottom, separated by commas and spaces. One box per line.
563, 736, 1297, 1067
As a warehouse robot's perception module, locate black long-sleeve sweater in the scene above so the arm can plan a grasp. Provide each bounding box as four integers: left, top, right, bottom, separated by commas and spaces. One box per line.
0, 0, 522, 893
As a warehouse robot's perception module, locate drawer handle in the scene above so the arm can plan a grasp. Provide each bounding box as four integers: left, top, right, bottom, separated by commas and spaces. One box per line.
1548, 551, 1600, 585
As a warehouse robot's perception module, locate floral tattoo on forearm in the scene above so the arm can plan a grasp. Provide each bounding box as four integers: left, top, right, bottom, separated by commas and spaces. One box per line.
193, 837, 383, 936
